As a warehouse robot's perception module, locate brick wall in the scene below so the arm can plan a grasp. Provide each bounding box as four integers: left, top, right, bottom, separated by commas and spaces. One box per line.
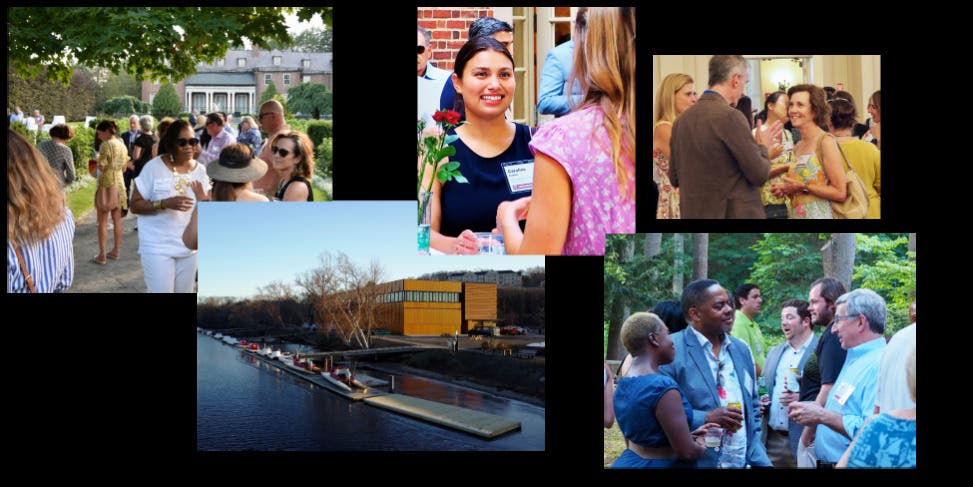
417, 7, 493, 72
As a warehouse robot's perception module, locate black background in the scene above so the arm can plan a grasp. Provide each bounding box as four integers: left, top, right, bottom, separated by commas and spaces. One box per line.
4, 3, 927, 478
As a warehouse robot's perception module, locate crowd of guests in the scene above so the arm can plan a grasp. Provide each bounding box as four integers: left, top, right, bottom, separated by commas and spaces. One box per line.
7, 99, 321, 293
606, 278, 915, 468
417, 7, 635, 255
654, 55, 881, 219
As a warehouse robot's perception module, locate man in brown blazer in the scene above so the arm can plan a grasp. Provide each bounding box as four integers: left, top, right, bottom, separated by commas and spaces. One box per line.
669, 55, 782, 218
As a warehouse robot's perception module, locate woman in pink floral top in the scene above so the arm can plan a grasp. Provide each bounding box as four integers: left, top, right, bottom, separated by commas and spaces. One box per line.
653, 73, 697, 219
496, 7, 635, 255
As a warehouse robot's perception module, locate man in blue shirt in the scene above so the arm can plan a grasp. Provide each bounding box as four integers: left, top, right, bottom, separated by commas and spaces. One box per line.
787, 288, 888, 468
537, 8, 586, 117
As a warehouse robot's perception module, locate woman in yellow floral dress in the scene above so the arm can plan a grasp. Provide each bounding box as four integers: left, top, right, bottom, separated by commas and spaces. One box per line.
653, 73, 697, 219
94, 120, 129, 264
772, 85, 846, 219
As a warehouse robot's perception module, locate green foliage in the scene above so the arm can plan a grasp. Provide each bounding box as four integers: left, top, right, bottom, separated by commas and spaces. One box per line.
7, 7, 322, 85
260, 81, 279, 104
709, 233, 762, 289
852, 234, 915, 335
94, 68, 140, 109
285, 82, 332, 119
103, 96, 140, 116
306, 120, 333, 148
292, 27, 333, 52
9, 121, 30, 139
604, 234, 686, 323
66, 126, 96, 173
273, 94, 291, 119
315, 137, 332, 178
152, 83, 181, 118
7, 66, 98, 122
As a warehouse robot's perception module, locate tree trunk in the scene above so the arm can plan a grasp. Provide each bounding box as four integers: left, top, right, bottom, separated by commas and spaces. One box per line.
672, 233, 684, 296
645, 233, 662, 258
605, 236, 635, 361
692, 233, 709, 280
908, 233, 916, 253
821, 233, 856, 290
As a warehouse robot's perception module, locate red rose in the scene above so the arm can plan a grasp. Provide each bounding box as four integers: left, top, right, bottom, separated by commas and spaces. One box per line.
444, 110, 461, 125
432, 110, 446, 124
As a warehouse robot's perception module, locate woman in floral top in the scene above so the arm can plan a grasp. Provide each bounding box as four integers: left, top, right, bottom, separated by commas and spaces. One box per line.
652, 73, 697, 219
755, 91, 793, 219
771, 85, 847, 219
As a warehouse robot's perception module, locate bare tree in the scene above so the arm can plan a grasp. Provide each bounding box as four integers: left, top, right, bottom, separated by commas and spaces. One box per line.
692, 233, 709, 280
821, 233, 856, 290
296, 252, 385, 349
908, 233, 916, 253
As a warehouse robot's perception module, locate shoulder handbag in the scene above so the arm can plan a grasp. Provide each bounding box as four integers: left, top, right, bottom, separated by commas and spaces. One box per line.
95, 141, 119, 212
816, 133, 868, 219
12, 242, 36, 293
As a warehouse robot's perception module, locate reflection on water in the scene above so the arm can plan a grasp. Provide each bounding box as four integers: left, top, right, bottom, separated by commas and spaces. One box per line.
197, 334, 544, 451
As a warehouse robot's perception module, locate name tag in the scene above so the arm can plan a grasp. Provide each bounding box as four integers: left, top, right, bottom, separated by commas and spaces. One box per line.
501, 159, 534, 194
794, 154, 811, 168
832, 381, 855, 406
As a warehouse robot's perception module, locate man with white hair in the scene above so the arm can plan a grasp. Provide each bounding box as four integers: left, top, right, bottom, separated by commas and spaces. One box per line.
669, 55, 781, 218
787, 288, 888, 468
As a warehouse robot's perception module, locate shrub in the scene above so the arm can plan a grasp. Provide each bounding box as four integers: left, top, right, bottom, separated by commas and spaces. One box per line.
66, 126, 96, 173
306, 120, 333, 148
152, 83, 181, 118
103, 96, 139, 117
315, 137, 332, 178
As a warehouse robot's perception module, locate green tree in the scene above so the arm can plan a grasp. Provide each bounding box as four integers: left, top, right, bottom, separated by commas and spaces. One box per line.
102, 96, 139, 116
8, 7, 333, 85
272, 94, 291, 119
260, 81, 279, 104
292, 27, 333, 52
152, 82, 181, 118
7, 66, 98, 122
852, 234, 915, 336
286, 82, 332, 119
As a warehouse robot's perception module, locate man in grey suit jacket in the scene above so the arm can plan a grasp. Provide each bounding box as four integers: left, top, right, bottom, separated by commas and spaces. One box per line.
659, 279, 772, 468
668, 55, 781, 218
762, 299, 818, 467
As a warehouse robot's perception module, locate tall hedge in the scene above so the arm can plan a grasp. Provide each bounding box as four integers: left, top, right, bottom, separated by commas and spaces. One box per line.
306, 120, 333, 148
7, 66, 98, 122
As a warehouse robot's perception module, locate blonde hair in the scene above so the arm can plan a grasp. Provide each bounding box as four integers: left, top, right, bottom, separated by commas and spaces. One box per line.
655, 73, 694, 124
270, 130, 315, 180
620, 312, 664, 356
569, 7, 635, 201
7, 129, 66, 245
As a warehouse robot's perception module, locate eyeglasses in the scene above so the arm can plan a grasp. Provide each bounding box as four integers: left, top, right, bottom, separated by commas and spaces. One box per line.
271, 146, 295, 158
258, 112, 275, 119
835, 313, 861, 321
176, 137, 200, 147
417, 45, 426, 55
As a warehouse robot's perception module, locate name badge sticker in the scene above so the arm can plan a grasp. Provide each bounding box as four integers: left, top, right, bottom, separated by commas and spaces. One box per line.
501, 159, 534, 194
832, 381, 855, 406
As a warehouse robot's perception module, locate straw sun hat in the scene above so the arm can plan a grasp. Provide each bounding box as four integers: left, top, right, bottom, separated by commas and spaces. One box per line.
206, 148, 267, 183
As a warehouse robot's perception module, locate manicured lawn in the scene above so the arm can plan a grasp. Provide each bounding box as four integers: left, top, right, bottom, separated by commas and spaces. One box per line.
604, 421, 625, 467
312, 186, 330, 202
67, 181, 97, 222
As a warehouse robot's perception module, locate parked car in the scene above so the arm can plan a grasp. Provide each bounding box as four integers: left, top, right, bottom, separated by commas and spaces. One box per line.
500, 326, 526, 335
467, 327, 494, 337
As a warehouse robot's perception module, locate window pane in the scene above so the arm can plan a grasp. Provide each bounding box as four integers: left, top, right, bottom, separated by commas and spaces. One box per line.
554, 6, 571, 17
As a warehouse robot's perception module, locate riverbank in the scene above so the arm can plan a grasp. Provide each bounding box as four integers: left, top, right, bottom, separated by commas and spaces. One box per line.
365, 356, 545, 409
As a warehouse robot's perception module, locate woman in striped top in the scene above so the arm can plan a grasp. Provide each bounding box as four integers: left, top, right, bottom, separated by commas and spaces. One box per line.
7, 129, 75, 292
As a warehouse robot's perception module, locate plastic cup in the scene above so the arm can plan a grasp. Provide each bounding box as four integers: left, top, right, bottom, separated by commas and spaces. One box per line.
705, 427, 723, 449
727, 402, 743, 431
786, 367, 800, 392
474, 232, 505, 255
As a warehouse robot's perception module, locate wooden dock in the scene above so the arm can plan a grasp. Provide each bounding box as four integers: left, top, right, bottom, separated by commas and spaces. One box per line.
243, 348, 385, 401
364, 394, 522, 439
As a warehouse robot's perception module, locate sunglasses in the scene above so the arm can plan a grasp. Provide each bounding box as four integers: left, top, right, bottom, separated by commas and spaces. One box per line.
176, 137, 200, 147
417, 45, 426, 55
271, 146, 296, 158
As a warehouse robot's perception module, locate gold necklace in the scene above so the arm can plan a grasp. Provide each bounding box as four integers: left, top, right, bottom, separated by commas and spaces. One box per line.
167, 154, 189, 195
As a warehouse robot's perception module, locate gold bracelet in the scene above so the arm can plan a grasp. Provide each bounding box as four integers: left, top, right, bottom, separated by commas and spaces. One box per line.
154, 199, 163, 210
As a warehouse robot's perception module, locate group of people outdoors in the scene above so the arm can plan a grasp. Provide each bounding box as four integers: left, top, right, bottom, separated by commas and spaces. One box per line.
417, 7, 635, 255
7, 98, 320, 293
606, 278, 915, 468
653, 55, 881, 219
8, 105, 45, 129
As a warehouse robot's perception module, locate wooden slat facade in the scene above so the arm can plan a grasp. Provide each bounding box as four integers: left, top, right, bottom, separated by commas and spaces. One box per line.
463, 283, 497, 321
403, 279, 463, 292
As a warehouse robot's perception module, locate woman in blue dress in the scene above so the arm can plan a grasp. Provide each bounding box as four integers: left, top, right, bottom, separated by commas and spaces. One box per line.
426, 36, 532, 254
612, 312, 718, 468
838, 344, 916, 468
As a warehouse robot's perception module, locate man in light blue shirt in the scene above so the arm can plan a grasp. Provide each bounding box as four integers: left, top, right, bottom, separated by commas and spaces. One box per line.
787, 288, 888, 467
536, 8, 586, 117
417, 24, 451, 127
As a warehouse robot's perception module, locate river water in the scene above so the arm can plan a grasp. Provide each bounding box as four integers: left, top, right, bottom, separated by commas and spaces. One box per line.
197, 333, 545, 451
